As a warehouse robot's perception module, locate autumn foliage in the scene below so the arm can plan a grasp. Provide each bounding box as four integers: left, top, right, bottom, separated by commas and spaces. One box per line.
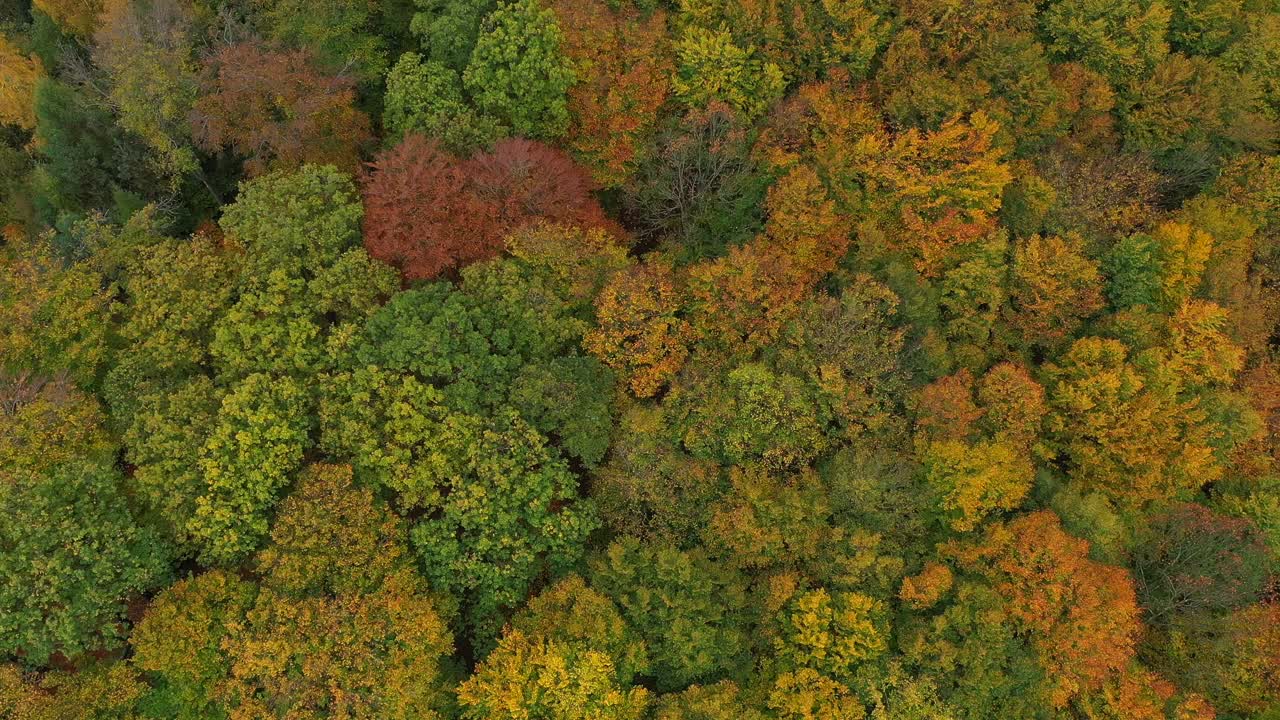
190, 41, 372, 177
361, 134, 613, 282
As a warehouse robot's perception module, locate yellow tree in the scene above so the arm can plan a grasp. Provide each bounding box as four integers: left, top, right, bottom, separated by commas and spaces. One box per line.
0, 37, 42, 130
586, 257, 694, 398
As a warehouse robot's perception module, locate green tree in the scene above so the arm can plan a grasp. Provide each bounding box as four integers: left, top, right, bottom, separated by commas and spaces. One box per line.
773, 588, 889, 685
188, 373, 313, 565
410, 0, 497, 71
131, 570, 258, 719
1041, 0, 1171, 83
384, 51, 502, 150
462, 0, 576, 139
0, 459, 171, 666
590, 539, 750, 691
922, 439, 1034, 532
254, 464, 414, 598
92, 0, 201, 186
671, 26, 784, 120
667, 363, 828, 471
410, 409, 597, 647
458, 629, 650, 720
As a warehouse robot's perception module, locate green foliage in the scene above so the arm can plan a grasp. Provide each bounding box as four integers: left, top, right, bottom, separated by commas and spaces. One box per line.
1041, 0, 1171, 83
384, 51, 503, 150
318, 365, 452, 508
590, 539, 750, 691
219, 164, 364, 277
189, 373, 313, 566
31, 78, 156, 224
410, 0, 497, 71
410, 409, 598, 647
0, 459, 171, 666
672, 26, 784, 120
131, 570, 258, 719
253, 0, 390, 84
773, 588, 889, 685
509, 356, 615, 467
462, 0, 576, 139
5, 0, 1280, 716
668, 363, 828, 470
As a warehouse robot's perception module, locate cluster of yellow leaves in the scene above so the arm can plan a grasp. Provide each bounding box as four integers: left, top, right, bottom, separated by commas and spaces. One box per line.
0, 36, 42, 130
586, 258, 693, 398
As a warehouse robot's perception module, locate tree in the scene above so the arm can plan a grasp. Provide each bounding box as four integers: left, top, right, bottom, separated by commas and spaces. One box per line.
32, 0, 101, 36
190, 41, 371, 176
623, 103, 769, 258
947, 511, 1142, 707
111, 234, 238, 381
409, 0, 496, 72
410, 409, 598, 647
898, 580, 1048, 719
509, 575, 649, 684
254, 464, 412, 598
121, 375, 220, 553
1041, 0, 1171, 84
251, 0, 390, 85
768, 668, 867, 720
461, 574, 651, 719
188, 373, 313, 566
653, 681, 767, 720
1132, 503, 1268, 624
92, 0, 200, 185
361, 135, 610, 282
590, 539, 750, 691
549, 0, 671, 187
774, 588, 889, 684
586, 256, 693, 398
923, 439, 1034, 532
975, 362, 1047, 450
462, 0, 576, 139
318, 366, 453, 509
771, 281, 908, 442
209, 165, 393, 378
675, 0, 889, 84
671, 25, 784, 120
220, 570, 456, 720
131, 570, 259, 718
668, 362, 828, 470
0, 35, 41, 129
0, 661, 148, 719
1043, 337, 1218, 506
383, 52, 502, 151
457, 629, 650, 720
510, 356, 616, 467
31, 78, 157, 223
0, 459, 171, 666
592, 404, 723, 548
1007, 233, 1105, 348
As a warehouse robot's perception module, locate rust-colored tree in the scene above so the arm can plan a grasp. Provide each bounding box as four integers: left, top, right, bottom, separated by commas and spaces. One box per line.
189, 41, 371, 176
948, 511, 1143, 707
361, 134, 613, 282
549, 0, 672, 188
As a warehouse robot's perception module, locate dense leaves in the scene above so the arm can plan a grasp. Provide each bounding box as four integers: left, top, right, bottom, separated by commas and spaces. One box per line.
4, 0, 1280, 716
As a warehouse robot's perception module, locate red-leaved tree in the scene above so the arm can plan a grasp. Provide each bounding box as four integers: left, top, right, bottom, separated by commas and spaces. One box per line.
361, 135, 613, 282
190, 41, 371, 177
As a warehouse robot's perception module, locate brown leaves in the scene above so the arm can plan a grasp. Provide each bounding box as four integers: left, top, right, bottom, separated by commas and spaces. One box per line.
361, 135, 612, 283
190, 41, 371, 177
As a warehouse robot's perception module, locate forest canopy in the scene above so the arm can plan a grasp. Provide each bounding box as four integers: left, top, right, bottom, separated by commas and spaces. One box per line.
1, 0, 1279, 718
